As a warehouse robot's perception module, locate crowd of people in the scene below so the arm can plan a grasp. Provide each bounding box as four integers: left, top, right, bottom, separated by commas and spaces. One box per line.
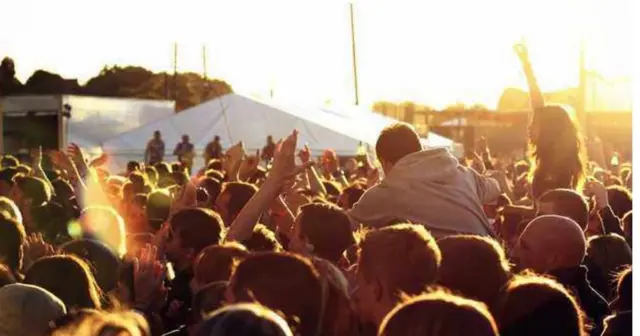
0, 45, 632, 336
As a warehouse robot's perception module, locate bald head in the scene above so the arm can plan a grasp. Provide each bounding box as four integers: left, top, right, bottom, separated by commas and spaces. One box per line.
514, 215, 586, 273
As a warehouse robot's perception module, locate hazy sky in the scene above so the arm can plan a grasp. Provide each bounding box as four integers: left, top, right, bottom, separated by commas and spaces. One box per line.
0, 0, 632, 110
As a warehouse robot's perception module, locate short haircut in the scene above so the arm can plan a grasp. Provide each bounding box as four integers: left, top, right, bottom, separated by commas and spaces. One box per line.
170, 208, 224, 255
222, 182, 258, 223
539, 189, 589, 230
197, 303, 292, 336
242, 224, 283, 252
375, 122, 422, 166
437, 235, 512, 314
146, 190, 172, 229
358, 224, 441, 296
380, 290, 499, 336
24, 254, 103, 310
192, 281, 229, 320
0, 168, 19, 187
499, 274, 585, 336
79, 206, 127, 257
194, 243, 249, 285
298, 203, 355, 263
229, 253, 322, 336
126, 161, 141, 173
205, 169, 225, 181
0, 214, 25, 274
586, 234, 632, 298
14, 175, 51, 206
60, 239, 121, 293
339, 184, 365, 209
199, 177, 222, 205
606, 186, 632, 219
206, 160, 223, 172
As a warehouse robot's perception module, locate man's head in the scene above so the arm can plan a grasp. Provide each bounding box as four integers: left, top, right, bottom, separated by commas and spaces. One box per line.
79, 206, 127, 258
606, 185, 632, 219
126, 161, 141, 175
289, 203, 355, 264
153, 130, 161, 140
146, 190, 172, 231
192, 243, 248, 293
214, 135, 220, 142
0, 283, 67, 336
182, 134, 190, 143
375, 123, 422, 175
537, 189, 589, 230
1, 156, 19, 169
354, 224, 441, 326
215, 182, 258, 227
227, 252, 323, 336
513, 215, 586, 273
0, 168, 19, 197
12, 175, 51, 208
243, 224, 283, 252
0, 214, 26, 275
165, 208, 224, 270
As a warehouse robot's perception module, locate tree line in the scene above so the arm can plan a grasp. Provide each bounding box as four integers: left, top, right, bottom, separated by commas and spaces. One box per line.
0, 57, 233, 111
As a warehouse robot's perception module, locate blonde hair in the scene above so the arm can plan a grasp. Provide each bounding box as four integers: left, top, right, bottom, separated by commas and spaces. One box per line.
50, 310, 149, 336
0, 197, 22, 224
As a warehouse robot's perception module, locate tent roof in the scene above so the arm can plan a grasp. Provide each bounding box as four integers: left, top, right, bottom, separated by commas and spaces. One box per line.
102, 93, 457, 157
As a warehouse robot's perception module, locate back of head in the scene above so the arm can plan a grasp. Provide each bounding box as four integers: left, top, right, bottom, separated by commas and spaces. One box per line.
586, 234, 632, 293
24, 254, 103, 310
379, 290, 498, 336
437, 235, 511, 313
220, 182, 258, 226
50, 310, 149, 336
60, 239, 121, 293
15, 175, 51, 206
499, 275, 585, 336
198, 177, 222, 205
79, 206, 127, 257
538, 189, 589, 230
126, 161, 141, 174
229, 252, 322, 336
515, 215, 586, 273
606, 186, 632, 219
1, 155, 19, 168
196, 304, 292, 336
0, 196, 22, 223
170, 208, 224, 256
375, 122, 422, 169
0, 214, 25, 274
359, 224, 441, 296
0, 283, 66, 336
194, 243, 249, 285
243, 224, 283, 252
146, 190, 172, 230
298, 203, 355, 263
612, 266, 631, 312
144, 166, 158, 186
192, 281, 229, 320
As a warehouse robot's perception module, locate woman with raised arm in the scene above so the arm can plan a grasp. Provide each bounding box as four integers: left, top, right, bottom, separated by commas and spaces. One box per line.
514, 43, 587, 200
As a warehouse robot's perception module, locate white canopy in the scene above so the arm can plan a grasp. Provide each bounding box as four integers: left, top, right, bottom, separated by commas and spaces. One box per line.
101, 94, 460, 171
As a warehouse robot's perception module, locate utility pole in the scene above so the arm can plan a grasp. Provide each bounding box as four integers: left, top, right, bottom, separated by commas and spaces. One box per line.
173, 42, 178, 102
349, 3, 360, 106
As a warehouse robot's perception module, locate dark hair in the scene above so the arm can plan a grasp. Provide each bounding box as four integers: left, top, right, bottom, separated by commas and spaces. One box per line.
221, 182, 258, 225
499, 275, 585, 336
192, 281, 229, 321
206, 160, 224, 173
0, 214, 25, 274
298, 203, 355, 263
25, 254, 103, 310
199, 178, 222, 206
0, 167, 19, 187
375, 122, 422, 166
146, 190, 172, 229
380, 291, 499, 336
339, 184, 365, 209
154, 162, 172, 180
205, 169, 225, 181
606, 186, 632, 219
229, 253, 323, 336
437, 235, 512, 314
14, 175, 51, 206
51, 179, 75, 202
613, 266, 631, 311
242, 224, 282, 253
538, 189, 589, 230
194, 243, 248, 285
60, 239, 121, 293
170, 208, 224, 256
529, 105, 586, 199
321, 181, 342, 203
126, 161, 141, 173
196, 303, 292, 336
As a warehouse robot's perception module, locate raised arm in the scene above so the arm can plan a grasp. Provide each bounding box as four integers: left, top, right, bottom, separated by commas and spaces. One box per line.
225, 131, 307, 242
514, 43, 545, 111
298, 144, 327, 196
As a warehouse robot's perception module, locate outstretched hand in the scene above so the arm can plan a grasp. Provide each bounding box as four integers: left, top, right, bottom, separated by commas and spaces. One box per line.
133, 244, 167, 312
270, 130, 309, 182
30, 146, 43, 168
22, 233, 55, 272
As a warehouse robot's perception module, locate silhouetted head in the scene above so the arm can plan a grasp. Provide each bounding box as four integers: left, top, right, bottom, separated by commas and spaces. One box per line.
538, 189, 589, 230
375, 123, 422, 175
197, 303, 292, 336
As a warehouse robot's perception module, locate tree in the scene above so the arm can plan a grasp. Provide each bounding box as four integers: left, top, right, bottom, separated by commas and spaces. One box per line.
0, 57, 24, 96
24, 70, 80, 95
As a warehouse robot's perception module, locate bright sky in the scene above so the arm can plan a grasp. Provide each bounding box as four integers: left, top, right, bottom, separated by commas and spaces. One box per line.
0, 0, 632, 110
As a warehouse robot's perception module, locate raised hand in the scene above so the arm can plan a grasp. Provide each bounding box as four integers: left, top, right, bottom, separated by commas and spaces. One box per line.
22, 233, 55, 272
271, 130, 307, 182
584, 180, 609, 210
133, 244, 167, 312
297, 144, 311, 164
67, 143, 89, 174
513, 40, 529, 62
30, 146, 43, 168
89, 152, 109, 168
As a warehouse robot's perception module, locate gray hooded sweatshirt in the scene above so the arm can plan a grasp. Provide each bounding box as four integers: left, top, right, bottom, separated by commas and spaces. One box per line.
348, 148, 500, 238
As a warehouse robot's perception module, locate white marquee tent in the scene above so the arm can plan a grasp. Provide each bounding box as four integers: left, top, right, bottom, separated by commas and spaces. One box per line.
101, 94, 461, 171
